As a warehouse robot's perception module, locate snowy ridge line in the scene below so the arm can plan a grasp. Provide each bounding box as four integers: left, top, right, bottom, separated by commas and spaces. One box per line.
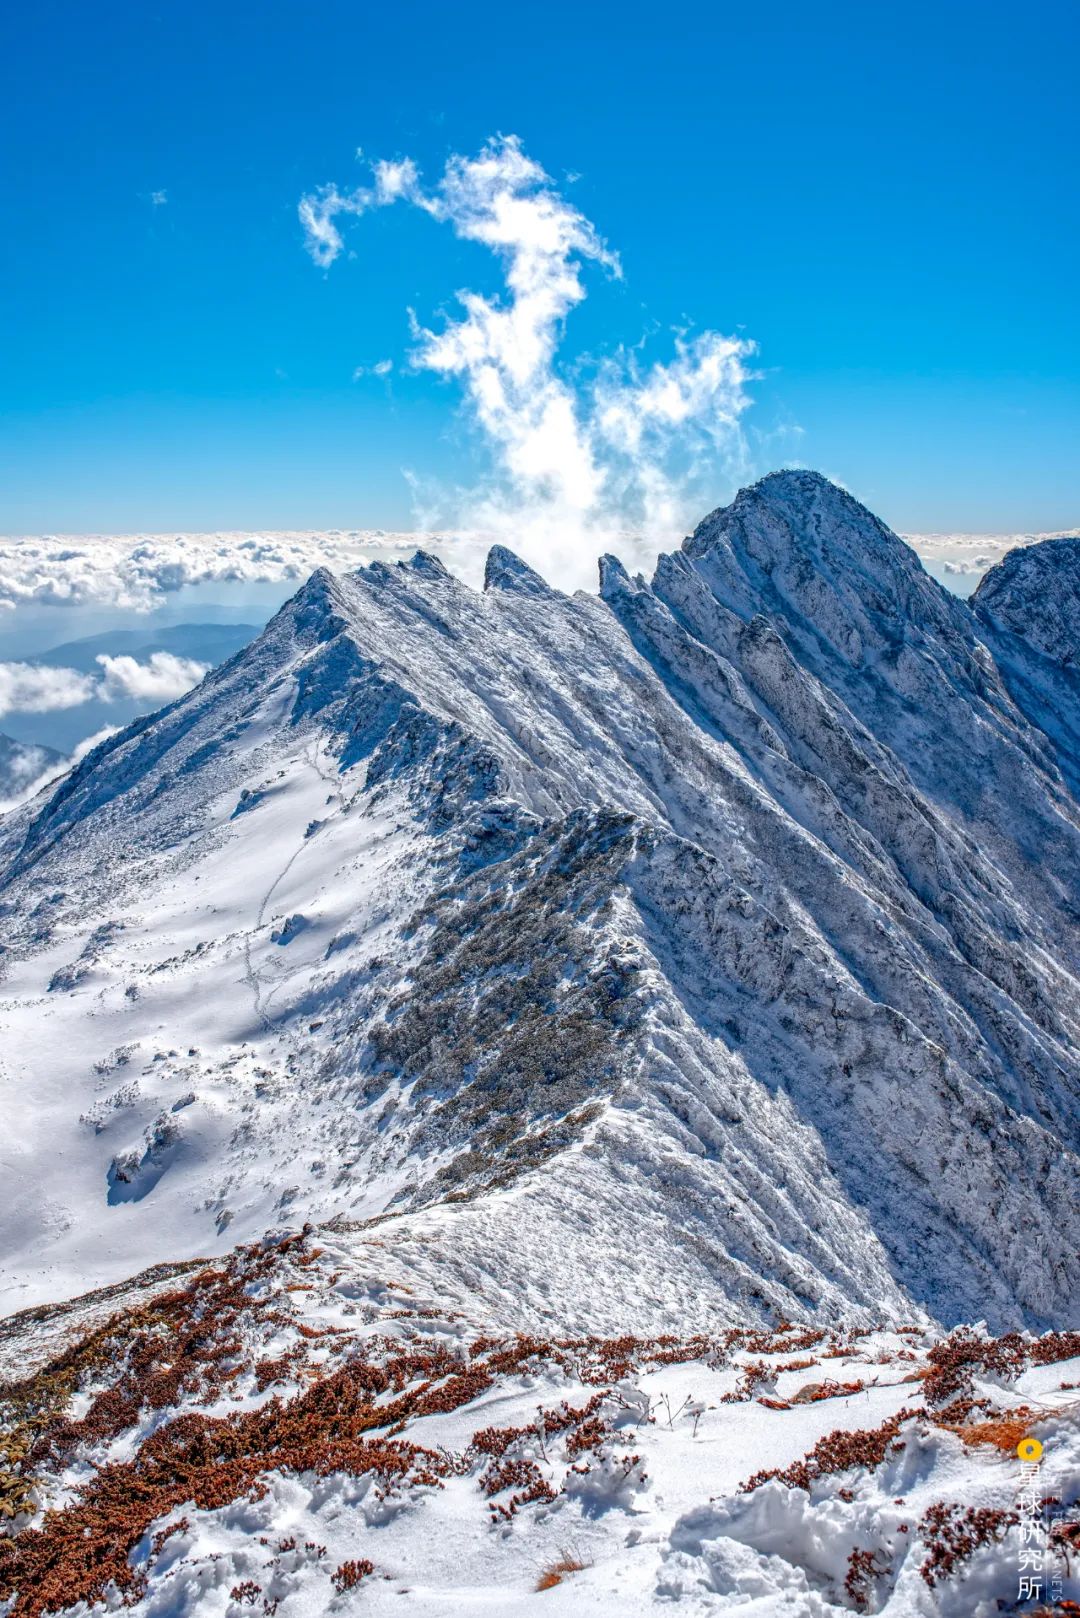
0, 470, 1078, 1331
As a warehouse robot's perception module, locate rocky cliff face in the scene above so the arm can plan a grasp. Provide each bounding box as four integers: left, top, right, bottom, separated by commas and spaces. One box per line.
973, 532, 1080, 668
1, 471, 1077, 1336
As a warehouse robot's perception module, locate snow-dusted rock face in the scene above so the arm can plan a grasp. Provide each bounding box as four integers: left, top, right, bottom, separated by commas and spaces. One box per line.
969, 534, 1080, 796
973, 533, 1080, 667
1, 471, 1078, 1339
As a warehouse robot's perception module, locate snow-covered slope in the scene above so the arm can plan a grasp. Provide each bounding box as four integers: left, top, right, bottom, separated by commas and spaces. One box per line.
1, 472, 1078, 1342
3, 1229, 1079, 1618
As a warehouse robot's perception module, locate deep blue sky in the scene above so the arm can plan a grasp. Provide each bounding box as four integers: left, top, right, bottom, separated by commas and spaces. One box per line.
1, 0, 1077, 536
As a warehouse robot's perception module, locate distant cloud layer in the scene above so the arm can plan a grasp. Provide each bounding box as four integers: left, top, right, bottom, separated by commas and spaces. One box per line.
901, 529, 1080, 577
0, 652, 209, 720
0, 524, 1069, 626
0, 529, 431, 613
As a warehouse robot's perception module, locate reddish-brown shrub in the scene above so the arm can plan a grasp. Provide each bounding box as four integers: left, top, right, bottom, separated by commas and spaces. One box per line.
536, 1554, 587, 1590
331, 1558, 374, 1591
918, 1501, 1017, 1587
742, 1408, 918, 1493
844, 1546, 891, 1611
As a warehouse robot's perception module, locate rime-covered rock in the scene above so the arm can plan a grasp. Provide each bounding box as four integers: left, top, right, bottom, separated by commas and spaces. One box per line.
973, 533, 1080, 667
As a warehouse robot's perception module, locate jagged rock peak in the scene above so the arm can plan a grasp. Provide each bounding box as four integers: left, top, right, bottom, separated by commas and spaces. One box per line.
686, 470, 906, 567
677, 467, 967, 648
1, 459, 1079, 1348
407, 549, 451, 580
292, 563, 339, 598
973, 534, 1080, 668
597, 553, 635, 598
279, 565, 353, 640
483, 544, 552, 595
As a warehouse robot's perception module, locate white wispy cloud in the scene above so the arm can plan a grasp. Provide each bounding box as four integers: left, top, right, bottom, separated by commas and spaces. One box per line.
95, 651, 209, 702
0, 653, 208, 721
72, 724, 121, 758
0, 727, 122, 815
300, 135, 757, 586
352, 358, 394, 381
2, 742, 53, 786
0, 663, 97, 720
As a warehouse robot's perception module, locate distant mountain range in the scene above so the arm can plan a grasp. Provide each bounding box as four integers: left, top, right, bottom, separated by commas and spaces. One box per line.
31, 620, 263, 676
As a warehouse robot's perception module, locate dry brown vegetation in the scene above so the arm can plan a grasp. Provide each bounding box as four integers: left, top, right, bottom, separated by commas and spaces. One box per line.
922, 1327, 1080, 1409
917, 1501, 1017, 1588
3, 1252, 1077, 1615
0, 1236, 671, 1615
844, 1544, 892, 1612
741, 1407, 918, 1494
945, 1408, 1047, 1453
536, 1553, 589, 1591
330, 1557, 375, 1592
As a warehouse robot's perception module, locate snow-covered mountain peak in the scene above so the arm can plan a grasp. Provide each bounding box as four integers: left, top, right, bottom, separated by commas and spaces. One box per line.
405, 547, 453, 580
483, 543, 553, 595
682, 469, 969, 661
973, 532, 1080, 667
5, 469, 1079, 1618
276, 562, 356, 642
1, 469, 1078, 1346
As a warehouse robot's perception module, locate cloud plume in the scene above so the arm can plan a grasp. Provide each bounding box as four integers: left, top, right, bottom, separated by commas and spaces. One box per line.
300, 135, 757, 586
0, 726, 122, 815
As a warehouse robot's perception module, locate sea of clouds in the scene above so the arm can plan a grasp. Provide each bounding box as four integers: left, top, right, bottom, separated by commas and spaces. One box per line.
0, 521, 1063, 624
